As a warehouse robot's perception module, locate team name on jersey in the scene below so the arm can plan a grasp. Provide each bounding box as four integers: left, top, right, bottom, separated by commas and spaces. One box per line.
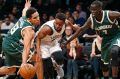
96, 25, 112, 30
51, 34, 61, 41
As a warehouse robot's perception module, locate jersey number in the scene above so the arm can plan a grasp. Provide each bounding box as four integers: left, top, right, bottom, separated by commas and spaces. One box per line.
103, 30, 108, 34
10, 22, 19, 35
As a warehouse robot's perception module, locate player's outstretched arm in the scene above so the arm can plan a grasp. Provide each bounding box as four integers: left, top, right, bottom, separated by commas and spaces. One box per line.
35, 26, 52, 79
64, 18, 91, 46
22, 0, 31, 16
35, 37, 43, 79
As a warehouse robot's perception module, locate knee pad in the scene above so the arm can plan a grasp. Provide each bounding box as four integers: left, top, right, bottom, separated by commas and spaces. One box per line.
52, 51, 64, 65
110, 45, 120, 66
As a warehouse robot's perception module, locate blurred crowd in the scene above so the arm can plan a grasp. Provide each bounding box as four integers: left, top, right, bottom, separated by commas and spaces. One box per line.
0, 0, 119, 40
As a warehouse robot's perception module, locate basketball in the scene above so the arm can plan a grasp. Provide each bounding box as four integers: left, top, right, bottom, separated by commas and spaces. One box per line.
19, 64, 36, 79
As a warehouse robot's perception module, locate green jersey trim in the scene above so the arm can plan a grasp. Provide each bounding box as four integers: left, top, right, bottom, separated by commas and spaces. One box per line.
90, 14, 94, 29
106, 11, 115, 24
95, 10, 105, 24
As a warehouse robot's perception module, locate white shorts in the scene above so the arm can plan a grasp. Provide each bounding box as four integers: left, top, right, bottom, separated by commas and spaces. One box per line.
40, 44, 62, 58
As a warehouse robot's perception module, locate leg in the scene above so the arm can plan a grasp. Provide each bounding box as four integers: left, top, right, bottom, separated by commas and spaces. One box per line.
43, 57, 54, 79
0, 52, 21, 75
66, 59, 72, 79
55, 64, 64, 79
51, 51, 64, 65
102, 71, 109, 79
100, 60, 109, 79
72, 60, 78, 79
0, 66, 17, 75
110, 45, 120, 79
112, 67, 118, 79
51, 51, 65, 78
52, 57, 64, 79
91, 57, 100, 79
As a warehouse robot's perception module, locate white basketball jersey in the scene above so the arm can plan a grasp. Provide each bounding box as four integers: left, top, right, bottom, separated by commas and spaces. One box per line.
37, 20, 65, 46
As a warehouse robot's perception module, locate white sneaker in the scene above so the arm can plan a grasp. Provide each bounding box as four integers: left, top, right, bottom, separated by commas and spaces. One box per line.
56, 65, 64, 78
51, 58, 64, 78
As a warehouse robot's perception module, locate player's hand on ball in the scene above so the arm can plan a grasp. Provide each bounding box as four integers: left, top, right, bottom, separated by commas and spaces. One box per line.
19, 63, 35, 79
17, 63, 26, 75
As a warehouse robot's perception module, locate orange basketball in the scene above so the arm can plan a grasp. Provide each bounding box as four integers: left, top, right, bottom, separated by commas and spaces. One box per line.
19, 64, 36, 79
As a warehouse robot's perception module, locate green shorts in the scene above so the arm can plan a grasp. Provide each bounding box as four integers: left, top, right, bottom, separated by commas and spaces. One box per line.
101, 36, 120, 64
2, 39, 23, 66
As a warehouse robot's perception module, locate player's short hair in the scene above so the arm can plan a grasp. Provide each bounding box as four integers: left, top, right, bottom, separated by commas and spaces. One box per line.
26, 7, 37, 18
91, 0, 103, 8
55, 13, 66, 22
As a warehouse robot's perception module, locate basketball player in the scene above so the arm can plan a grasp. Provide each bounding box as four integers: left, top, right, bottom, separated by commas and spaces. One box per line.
64, 1, 120, 79
0, 0, 43, 79
36, 13, 79, 79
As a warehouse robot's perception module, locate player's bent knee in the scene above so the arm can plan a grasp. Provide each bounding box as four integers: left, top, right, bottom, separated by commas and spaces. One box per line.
110, 45, 120, 66
52, 51, 64, 65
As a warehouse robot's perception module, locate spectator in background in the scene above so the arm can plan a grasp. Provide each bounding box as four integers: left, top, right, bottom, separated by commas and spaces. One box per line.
65, 25, 83, 79
0, 0, 5, 19
75, 3, 87, 20
33, 0, 44, 14
90, 35, 102, 79
0, 20, 3, 34
72, 10, 86, 44
49, 0, 60, 15
8, 13, 18, 23
11, 5, 20, 19
0, 20, 3, 29
41, 12, 48, 25
1, 16, 14, 37
72, 10, 86, 26
49, 15, 55, 21
0, 0, 5, 9
68, 16, 76, 25
57, 8, 64, 13
65, 10, 72, 19
65, 0, 77, 11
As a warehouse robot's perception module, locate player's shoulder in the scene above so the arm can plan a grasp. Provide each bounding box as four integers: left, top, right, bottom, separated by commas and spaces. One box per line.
43, 20, 55, 29
45, 20, 55, 25
106, 10, 120, 20
41, 20, 54, 29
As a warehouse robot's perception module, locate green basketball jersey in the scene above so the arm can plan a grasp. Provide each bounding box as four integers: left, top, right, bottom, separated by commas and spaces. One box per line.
90, 10, 120, 63
91, 10, 120, 39
2, 16, 34, 66
3, 16, 33, 50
